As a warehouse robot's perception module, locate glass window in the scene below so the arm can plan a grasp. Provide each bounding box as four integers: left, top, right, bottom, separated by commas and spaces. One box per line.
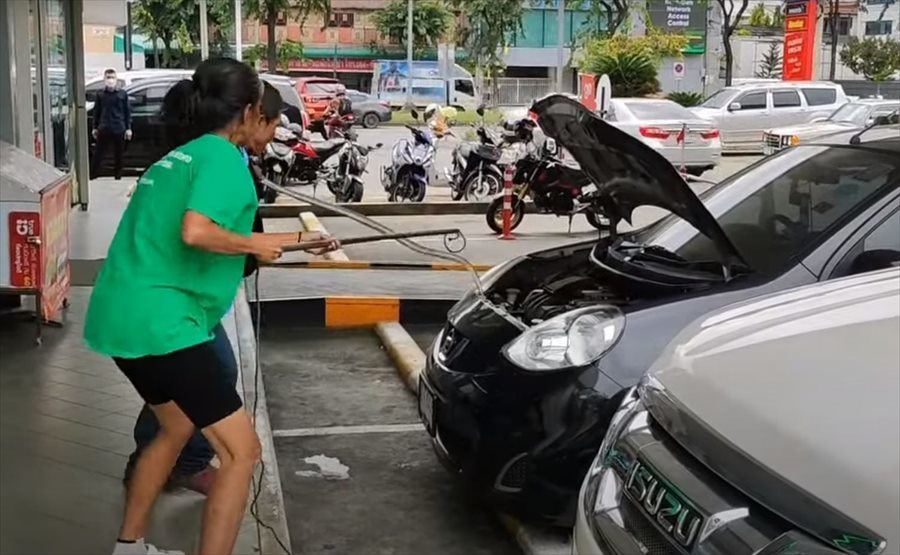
455, 79, 475, 97
305, 82, 342, 96
735, 91, 767, 110
828, 102, 875, 125
645, 146, 899, 275
772, 90, 802, 108
130, 85, 171, 117
803, 88, 837, 106
865, 20, 893, 35
701, 87, 737, 109
327, 11, 354, 27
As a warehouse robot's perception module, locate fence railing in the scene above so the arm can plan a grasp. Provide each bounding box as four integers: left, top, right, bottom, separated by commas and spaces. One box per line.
484, 78, 554, 106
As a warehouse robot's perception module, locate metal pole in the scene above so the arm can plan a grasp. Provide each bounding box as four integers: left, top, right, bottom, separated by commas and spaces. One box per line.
556, 0, 565, 92
234, 0, 242, 61
125, 0, 133, 70
199, 0, 209, 60
406, 0, 413, 108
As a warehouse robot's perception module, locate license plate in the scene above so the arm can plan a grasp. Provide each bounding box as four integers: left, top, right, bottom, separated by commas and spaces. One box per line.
418, 380, 436, 435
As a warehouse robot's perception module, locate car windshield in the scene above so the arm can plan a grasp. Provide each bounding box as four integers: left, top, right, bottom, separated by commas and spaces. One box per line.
701, 88, 737, 109
624, 101, 695, 121
636, 145, 899, 274
829, 103, 873, 125
306, 82, 340, 95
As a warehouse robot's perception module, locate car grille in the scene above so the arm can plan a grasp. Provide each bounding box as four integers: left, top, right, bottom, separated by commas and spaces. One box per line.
764, 133, 782, 151
437, 325, 493, 374
495, 453, 529, 492
619, 496, 682, 555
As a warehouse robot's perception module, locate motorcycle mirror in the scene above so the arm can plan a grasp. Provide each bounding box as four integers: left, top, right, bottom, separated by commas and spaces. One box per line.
410, 109, 420, 121
476, 106, 485, 117
375, 142, 383, 148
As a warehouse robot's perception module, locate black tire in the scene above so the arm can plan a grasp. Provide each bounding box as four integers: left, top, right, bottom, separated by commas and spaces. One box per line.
463, 172, 502, 201
450, 180, 466, 201
413, 179, 427, 202
346, 178, 364, 203
362, 112, 380, 129
586, 210, 611, 231
486, 196, 525, 234
686, 166, 706, 177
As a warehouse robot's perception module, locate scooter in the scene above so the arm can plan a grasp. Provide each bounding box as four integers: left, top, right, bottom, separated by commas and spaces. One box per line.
330, 128, 382, 203
381, 111, 436, 203
485, 138, 610, 233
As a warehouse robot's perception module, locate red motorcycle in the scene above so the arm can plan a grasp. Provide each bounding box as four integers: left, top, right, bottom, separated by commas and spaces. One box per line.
485, 138, 610, 233
262, 123, 347, 199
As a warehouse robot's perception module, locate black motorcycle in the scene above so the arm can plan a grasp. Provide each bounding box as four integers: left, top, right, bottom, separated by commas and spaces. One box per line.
329, 128, 381, 203
485, 138, 609, 233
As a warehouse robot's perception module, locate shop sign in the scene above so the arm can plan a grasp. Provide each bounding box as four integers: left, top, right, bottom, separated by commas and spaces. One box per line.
783, 0, 818, 81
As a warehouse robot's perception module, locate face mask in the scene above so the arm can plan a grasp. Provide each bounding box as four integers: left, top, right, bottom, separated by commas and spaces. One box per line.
105, 78, 117, 89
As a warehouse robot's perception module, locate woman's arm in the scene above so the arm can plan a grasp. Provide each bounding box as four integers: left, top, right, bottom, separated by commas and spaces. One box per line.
182, 211, 284, 261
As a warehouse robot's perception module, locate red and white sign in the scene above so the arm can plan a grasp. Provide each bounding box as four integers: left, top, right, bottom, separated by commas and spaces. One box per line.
673, 62, 686, 79
783, 0, 818, 81
8, 212, 41, 288
579, 73, 597, 111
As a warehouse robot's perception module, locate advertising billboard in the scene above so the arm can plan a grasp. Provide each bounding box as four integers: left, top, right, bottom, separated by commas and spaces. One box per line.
374, 60, 447, 106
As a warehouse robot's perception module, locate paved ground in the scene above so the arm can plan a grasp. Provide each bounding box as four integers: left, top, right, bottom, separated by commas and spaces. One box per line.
260, 326, 517, 555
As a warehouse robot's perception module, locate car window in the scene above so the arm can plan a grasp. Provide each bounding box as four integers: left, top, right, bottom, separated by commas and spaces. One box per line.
701, 88, 737, 109
772, 90, 801, 108
271, 81, 303, 108
829, 103, 874, 125
802, 88, 837, 106
455, 79, 475, 97
623, 101, 695, 120
832, 209, 900, 277
644, 145, 899, 275
735, 91, 767, 110
130, 85, 171, 117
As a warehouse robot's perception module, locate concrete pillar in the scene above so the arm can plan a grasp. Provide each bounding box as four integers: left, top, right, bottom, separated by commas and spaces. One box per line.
0, 0, 36, 153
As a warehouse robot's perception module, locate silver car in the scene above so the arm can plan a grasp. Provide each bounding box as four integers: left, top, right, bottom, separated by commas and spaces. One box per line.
606, 98, 721, 175
691, 81, 848, 153
574, 267, 900, 554
763, 98, 900, 155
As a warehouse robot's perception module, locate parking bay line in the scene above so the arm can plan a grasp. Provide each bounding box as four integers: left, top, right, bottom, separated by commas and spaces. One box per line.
272, 423, 424, 438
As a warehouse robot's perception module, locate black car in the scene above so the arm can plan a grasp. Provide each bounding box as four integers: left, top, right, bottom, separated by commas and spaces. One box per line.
89, 73, 307, 175
418, 95, 900, 527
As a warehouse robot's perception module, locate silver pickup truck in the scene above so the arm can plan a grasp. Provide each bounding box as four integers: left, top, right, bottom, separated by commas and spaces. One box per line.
575, 267, 900, 555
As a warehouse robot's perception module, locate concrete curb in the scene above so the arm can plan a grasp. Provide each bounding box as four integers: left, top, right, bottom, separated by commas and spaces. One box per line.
299, 211, 350, 261
374, 321, 425, 391
372, 321, 572, 555
233, 284, 293, 555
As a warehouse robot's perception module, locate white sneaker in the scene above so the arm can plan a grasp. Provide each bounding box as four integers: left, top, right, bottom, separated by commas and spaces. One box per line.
112, 539, 185, 555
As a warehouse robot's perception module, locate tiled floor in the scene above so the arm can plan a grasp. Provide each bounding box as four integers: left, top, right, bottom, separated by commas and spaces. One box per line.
0, 288, 213, 554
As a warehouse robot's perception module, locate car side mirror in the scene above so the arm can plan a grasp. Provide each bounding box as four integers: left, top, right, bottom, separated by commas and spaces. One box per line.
476, 105, 485, 117
375, 142, 383, 148
728, 102, 742, 112
848, 249, 900, 276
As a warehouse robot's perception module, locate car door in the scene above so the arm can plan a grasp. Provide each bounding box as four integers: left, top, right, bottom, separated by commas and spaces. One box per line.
722, 89, 769, 149
771, 89, 808, 126
126, 83, 172, 170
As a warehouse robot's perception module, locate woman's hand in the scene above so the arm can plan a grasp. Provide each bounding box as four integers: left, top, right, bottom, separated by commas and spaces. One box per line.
250, 233, 285, 263
300, 231, 341, 255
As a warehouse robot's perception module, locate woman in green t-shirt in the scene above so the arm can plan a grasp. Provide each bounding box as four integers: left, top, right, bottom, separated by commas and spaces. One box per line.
85, 58, 335, 555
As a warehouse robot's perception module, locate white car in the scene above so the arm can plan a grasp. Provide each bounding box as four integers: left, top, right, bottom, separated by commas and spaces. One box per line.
574, 267, 900, 554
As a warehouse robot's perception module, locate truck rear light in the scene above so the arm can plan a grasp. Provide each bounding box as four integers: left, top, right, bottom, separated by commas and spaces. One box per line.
701, 129, 720, 139
639, 127, 670, 140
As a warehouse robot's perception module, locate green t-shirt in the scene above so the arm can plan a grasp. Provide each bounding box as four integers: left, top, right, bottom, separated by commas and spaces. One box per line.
84, 134, 258, 358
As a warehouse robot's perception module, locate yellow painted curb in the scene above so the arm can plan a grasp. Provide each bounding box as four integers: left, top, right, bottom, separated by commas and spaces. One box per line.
299, 211, 350, 262
374, 321, 425, 392
325, 297, 400, 328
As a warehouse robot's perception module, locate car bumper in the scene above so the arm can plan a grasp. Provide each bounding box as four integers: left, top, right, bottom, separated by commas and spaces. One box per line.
654, 144, 720, 168
418, 324, 623, 526
572, 482, 604, 555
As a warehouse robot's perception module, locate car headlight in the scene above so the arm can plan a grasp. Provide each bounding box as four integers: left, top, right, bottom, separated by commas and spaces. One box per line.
502, 306, 624, 371
789, 135, 800, 146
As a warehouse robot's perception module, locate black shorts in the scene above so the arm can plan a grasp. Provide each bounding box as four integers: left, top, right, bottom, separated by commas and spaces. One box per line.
114, 341, 243, 429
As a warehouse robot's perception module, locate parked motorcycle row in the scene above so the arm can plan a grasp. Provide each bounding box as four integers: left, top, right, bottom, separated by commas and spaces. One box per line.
260, 112, 382, 204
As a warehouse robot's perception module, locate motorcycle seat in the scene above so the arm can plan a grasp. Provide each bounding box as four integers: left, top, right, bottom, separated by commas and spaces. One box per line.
311, 139, 346, 157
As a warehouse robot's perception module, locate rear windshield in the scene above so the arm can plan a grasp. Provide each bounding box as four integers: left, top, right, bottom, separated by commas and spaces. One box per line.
305, 82, 342, 95
270, 81, 303, 109
701, 88, 738, 109
624, 101, 695, 121
642, 145, 899, 274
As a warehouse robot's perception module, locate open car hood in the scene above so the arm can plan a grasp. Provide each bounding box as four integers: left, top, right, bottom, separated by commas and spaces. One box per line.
532, 94, 748, 270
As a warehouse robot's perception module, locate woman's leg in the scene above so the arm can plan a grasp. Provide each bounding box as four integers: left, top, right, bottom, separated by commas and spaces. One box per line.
197, 408, 261, 555
119, 401, 195, 541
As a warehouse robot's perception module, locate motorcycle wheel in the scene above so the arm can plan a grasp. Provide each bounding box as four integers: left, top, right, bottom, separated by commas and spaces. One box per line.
450, 184, 465, 201
463, 172, 501, 201
413, 180, 426, 202
340, 178, 364, 203
586, 210, 611, 231
486, 196, 525, 234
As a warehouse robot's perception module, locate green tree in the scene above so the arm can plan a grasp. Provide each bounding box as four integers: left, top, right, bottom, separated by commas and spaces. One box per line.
244, 0, 330, 73
450, 0, 526, 103
569, 0, 630, 39
132, 0, 194, 67
578, 31, 689, 97
824, 0, 865, 80
371, 0, 452, 55
840, 36, 900, 82
715, 0, 751, 85
278, 40, 305, 71
755, 42, 782, 78
748, 3, 770, 26
771, 5, 784, 27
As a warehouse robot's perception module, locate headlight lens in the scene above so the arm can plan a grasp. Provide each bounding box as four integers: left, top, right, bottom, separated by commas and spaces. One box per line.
503, 306, 624, 371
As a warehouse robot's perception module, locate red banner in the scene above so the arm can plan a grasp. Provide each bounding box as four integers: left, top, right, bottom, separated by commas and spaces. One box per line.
579, 73, 597, 111
40, 177, 71, 322
783, 0, 818, 81
8, 212, 41, 289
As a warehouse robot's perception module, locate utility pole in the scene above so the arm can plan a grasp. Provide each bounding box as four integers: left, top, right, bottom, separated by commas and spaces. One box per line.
235, 0, 242, 61
406, 0, 414, 108
124, 0, 134, 70
199, 0, 209, 60
556, 0, 565, 92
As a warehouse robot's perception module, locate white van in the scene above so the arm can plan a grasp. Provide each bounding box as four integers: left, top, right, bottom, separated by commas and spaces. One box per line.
691, 81, 847, 153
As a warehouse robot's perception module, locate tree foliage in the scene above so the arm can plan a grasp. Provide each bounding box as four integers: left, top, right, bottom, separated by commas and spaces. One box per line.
243, 0, 330, 72
771, 5, 784, 27
840, 36, 900, 81
371, 0, 452, 55
715, 0, 751, 85
568, 0, 630, 39
824, 0, 865, 80
450, 0, 525, 75
132, 0, 198, 67
578, 32, 689, 97
747, 4, 770, 26
755, 42, 783, 78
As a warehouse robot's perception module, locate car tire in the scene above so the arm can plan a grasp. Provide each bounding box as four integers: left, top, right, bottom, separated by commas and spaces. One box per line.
362, 112, 380, 129
686, 166, 707, 177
